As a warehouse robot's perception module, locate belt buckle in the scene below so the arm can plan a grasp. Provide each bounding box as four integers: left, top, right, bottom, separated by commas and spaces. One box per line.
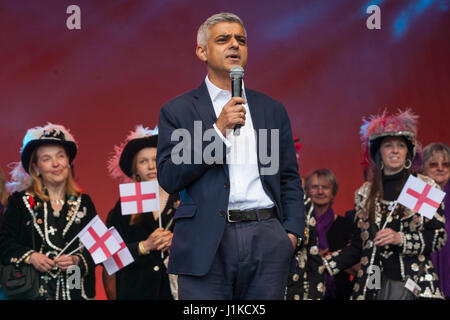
226, 210, 239, 223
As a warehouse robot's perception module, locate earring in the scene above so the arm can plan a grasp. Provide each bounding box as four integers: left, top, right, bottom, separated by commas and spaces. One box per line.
380, 162, 384, 170
404, 159, 412, 169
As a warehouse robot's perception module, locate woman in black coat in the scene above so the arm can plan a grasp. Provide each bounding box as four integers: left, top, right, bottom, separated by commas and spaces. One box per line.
0, 123, 96, 300
103, 125, 178, 300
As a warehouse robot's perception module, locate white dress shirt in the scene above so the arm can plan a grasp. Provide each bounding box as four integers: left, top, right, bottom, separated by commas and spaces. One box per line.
205, 75, 274, 211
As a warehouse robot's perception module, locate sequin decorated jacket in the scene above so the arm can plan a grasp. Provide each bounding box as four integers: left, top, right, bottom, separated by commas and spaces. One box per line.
323, 174, 447, 300
286, 197, 325, 300
0, 191, 97, 300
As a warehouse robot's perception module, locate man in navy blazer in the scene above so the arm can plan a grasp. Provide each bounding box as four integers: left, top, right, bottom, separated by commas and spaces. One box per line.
157, 12, 305, 299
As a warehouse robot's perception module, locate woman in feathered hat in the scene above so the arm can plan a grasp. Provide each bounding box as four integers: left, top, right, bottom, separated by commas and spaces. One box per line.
0, 123, 96, 300
321, 109, 447, 300
103, 125, 179, 300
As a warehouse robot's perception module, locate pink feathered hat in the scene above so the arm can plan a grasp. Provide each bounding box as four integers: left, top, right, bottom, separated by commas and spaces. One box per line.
360, 109, 422, 167
107, 125, 158, 182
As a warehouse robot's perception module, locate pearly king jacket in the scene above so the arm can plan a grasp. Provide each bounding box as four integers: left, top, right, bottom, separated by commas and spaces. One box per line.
323, 174, 447, 300
286, 197, 325, 300
0, 191, 96, 300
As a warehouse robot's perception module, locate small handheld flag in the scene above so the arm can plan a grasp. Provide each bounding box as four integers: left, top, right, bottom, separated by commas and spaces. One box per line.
103, 227, 134, 275
119, 181, 160, 215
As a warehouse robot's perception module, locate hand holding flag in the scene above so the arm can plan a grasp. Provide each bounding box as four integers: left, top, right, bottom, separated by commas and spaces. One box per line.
375, 175, 446, 247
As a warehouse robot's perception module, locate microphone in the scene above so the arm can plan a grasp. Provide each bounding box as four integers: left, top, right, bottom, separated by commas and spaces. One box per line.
230, 65, 244, 136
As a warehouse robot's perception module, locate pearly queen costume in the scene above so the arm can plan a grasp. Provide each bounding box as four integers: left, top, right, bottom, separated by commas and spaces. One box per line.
322, 110, 447, 300
286, 196, 326, 300
0, 124, 96, 300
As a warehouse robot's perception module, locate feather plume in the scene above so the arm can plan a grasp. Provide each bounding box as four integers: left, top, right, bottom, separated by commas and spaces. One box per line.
107, 125, 158, 182
5, 162, 32, 193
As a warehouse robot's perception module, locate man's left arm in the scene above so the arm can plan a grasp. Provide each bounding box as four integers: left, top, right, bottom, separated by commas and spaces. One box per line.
277, 104, 305, 247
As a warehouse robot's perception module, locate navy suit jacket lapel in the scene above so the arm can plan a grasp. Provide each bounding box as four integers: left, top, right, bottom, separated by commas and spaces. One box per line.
193, 81, 230, 179
246, 88, 266, 132
246, 88, 267, 178
193, 82, 217, 129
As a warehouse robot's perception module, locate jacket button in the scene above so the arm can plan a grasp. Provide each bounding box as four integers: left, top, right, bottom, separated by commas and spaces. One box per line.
219, 210, 226, 216
153, 266, 160, 272
224, 183, 229, 189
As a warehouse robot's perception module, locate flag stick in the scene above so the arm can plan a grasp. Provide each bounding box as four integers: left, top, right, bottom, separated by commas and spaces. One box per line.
158, 212, 164, 259
164, 218, 173, 231
67, 245, 84, 256
381, 202, 398, 230
55, 235, 79, 258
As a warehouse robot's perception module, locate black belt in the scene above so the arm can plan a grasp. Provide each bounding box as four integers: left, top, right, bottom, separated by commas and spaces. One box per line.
226, 208, 276, 223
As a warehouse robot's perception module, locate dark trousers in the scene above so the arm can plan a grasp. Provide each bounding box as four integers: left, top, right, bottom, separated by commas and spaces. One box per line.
178, 218, 294, 300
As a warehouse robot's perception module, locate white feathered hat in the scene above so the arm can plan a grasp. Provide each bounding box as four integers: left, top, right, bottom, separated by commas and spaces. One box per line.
7, 123, 77, 193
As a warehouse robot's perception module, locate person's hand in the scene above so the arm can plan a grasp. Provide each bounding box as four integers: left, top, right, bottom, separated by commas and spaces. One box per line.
215, 97, 246, 136
54, 255, 79, 271
143, 228, 173, 252
29, 252, 56, 273
374, 228, 402, 246
287, 233, 297, 251
319, 248, 329, 257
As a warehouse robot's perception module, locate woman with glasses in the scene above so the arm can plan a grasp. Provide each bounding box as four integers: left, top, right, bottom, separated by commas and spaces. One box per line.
421, 142, 450, 299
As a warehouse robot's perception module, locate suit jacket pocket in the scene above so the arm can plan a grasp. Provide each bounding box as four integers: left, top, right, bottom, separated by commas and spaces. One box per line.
173, 205, 197, 221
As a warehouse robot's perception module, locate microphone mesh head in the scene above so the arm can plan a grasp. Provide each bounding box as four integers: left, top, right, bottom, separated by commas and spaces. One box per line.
230, 66, 244, 79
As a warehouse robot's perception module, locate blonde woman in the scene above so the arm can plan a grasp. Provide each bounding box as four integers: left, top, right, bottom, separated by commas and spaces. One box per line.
103, 125, 178, 300
0, 123, 96, 300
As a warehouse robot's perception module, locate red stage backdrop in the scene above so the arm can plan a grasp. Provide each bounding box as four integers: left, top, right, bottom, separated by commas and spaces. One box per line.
0, 0, 449, 299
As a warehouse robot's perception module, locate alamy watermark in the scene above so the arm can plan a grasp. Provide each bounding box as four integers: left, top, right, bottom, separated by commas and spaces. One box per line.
66, 265, 81, 289
170, 121, 280, 175
366, 265, 381, 290
366, 5, 381, 30
66, 5, 81, 30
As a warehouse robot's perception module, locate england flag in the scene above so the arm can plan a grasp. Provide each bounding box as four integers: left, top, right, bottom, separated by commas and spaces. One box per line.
103, 227, 134, 275
397, 175, 446, 219
119, 181, 160, 215
77, 215, 121, 264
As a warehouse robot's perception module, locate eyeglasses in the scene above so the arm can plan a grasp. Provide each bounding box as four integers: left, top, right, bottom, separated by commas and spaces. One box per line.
427, 162, 450, 169
309, 185, 331, 192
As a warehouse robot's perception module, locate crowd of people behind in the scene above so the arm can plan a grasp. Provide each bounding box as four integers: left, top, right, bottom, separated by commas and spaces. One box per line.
0, 112, 448, 300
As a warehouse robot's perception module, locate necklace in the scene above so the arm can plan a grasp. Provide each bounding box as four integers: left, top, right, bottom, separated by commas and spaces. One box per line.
50, 199, 64, 218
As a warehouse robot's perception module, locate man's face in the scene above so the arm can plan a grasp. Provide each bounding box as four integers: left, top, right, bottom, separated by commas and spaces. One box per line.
197, 22, 248, 77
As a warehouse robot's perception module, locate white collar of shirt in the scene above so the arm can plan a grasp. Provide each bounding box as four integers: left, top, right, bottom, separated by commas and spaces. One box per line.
205, 75, 247, 104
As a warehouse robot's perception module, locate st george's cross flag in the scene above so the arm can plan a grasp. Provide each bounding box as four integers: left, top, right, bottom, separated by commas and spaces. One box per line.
397, 175, 446, 220
77, 215, 121, 264
119, 181, 160, 215
102, 227, 134, 275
